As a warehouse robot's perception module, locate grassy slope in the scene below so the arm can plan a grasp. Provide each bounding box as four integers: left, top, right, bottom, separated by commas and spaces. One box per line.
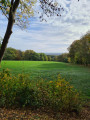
0, 61, 90, 98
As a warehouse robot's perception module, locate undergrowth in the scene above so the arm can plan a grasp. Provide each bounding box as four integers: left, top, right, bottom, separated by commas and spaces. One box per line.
0, 68, 82, 112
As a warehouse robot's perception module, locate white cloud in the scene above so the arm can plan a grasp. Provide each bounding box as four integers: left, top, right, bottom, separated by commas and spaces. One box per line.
0, 0, 90, 53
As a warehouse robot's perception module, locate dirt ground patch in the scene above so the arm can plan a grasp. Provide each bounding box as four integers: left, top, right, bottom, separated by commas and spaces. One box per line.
0, 106, 90, 120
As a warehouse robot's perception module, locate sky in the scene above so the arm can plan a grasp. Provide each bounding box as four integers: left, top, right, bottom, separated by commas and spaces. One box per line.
0, 0, 90, 53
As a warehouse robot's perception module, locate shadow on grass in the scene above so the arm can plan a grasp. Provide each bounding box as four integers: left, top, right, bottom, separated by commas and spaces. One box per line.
37, 62, 69, 70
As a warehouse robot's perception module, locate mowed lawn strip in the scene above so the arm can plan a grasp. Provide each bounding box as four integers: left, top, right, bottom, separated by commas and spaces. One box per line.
0, 61, 90, 99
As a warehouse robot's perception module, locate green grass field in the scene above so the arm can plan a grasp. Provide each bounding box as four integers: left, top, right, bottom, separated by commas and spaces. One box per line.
0, 61, 90, 99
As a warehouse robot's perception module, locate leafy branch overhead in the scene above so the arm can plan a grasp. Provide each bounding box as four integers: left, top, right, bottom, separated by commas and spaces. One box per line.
0, 0, 80, 27
0, 0, 37, 28
39, 0, 64, 22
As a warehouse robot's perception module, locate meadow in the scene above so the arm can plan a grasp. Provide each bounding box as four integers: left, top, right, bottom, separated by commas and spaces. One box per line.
0, 60, 90, 99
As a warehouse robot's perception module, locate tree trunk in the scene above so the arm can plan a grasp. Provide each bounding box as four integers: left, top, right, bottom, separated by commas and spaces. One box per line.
0, 13, 14, 63
0, 0, 20, 63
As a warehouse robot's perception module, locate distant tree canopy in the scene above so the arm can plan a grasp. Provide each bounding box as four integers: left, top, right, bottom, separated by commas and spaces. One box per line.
23, 50, 40, 61
56, 53, 69, 63
3, 47, 23, 60
68, 32, 90, 66
3, 47, 16, 60
3, 47, 51, 61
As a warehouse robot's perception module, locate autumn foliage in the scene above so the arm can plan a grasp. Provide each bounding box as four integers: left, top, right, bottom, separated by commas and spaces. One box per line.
0, 69, 81, 112
68, 32, 90, 65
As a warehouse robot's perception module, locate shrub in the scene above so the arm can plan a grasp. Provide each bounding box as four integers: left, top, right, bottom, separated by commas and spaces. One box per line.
37, 74, 81, 112
0, 69, 37, 107
0, 69, 81, 112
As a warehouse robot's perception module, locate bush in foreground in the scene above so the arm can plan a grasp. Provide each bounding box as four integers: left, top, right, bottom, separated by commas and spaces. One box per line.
0, 69, 81, 112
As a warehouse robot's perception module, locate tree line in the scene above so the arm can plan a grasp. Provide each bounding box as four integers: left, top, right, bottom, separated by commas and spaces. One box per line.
1, 31, 89, 64
2, 47, 52, 61
55, 32, 90, 66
